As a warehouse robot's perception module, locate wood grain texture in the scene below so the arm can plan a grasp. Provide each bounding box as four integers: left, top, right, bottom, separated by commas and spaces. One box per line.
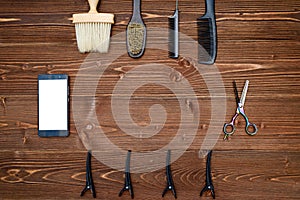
0, 0, 299, 199
0, 151, 299, 200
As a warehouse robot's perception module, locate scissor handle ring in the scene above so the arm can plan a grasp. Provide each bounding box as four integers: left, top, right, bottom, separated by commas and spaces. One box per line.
223, 123, 235, 135
245, 123, 258, 135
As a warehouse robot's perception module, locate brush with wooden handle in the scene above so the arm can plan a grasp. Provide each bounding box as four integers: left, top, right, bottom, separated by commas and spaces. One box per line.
73, 0, 114, 53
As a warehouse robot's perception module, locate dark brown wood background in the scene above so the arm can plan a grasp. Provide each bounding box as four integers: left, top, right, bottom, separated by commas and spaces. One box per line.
0, 0, 299, 199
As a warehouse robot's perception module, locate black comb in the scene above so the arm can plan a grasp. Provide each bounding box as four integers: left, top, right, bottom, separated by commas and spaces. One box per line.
168, 0, 179, 59
197, 0, 217, 65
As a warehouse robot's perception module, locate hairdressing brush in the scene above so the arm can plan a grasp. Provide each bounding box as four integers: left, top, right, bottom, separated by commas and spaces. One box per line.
126, 0, 146, 58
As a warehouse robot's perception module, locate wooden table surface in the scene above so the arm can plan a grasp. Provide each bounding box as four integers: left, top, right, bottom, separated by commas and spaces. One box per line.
0, 0, 299, 199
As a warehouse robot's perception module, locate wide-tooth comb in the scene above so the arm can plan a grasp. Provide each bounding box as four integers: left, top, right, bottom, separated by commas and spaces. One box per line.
168, 0, 179, 59
197, 0, 217, 64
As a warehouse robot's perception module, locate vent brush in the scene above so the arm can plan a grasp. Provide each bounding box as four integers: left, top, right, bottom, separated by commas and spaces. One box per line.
197, 0, 217, 64
168, 0, 179, 59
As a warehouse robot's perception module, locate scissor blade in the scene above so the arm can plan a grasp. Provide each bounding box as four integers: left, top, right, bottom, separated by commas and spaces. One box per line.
233, 81, 240, 106
240, 80, 249, 106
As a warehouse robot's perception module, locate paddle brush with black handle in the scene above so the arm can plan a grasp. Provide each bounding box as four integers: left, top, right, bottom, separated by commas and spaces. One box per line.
197, 0, 217, 64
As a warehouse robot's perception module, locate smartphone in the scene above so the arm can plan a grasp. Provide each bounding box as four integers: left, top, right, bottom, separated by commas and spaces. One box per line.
38, 74, 69, 137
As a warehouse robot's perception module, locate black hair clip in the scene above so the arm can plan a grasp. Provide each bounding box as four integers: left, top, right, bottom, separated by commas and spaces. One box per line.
162, 150, 177, 198
119, 150, 134, 199
81, 151, 96, 198
200, 150, 215, 199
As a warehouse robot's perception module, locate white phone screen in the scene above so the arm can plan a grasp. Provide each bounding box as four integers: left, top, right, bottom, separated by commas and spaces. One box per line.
38, 76, 68, 135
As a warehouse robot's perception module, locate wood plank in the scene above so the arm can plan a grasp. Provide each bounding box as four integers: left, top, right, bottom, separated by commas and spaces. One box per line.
0, 94, 299, 151
0, 57, 299, 94
0, 17, 299, 57
0, 150, 298, 199
0, 1, 298, 64
0, 0, 299, 14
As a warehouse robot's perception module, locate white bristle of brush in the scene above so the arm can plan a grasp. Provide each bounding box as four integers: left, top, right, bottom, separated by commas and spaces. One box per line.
73, 0, 114, 53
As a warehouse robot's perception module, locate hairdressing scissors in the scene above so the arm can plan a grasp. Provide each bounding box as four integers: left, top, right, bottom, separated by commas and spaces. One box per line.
223, 80, 257, 140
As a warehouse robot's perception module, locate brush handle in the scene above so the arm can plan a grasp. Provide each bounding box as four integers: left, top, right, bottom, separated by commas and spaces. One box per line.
88, 0, 99, 14
204, 0, 215, 18
132, 0, 141, 17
